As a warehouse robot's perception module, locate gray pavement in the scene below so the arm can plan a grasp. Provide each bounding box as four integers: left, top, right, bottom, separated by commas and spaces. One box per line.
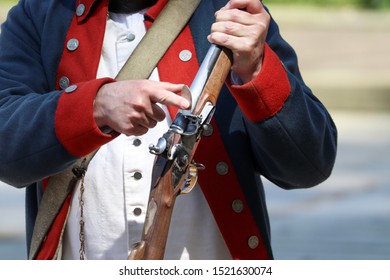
264, 110, 390, 259
1, 4, 390, 260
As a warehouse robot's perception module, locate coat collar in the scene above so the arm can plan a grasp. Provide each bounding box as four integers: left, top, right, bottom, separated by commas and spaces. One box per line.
75, 0, 168, 23
75, 0, 101, 23
144, 0, 168, 21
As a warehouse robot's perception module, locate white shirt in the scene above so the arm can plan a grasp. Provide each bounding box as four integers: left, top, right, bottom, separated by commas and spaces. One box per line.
62, 11, 230, 260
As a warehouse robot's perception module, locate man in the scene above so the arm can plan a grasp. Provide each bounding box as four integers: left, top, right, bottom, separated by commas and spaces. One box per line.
0, 0, 337, 259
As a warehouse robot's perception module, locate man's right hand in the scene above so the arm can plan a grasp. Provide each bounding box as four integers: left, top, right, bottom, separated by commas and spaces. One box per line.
93, 80, 190, 136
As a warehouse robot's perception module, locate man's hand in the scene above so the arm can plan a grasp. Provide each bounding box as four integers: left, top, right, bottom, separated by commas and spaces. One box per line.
208, 0, 270, 83
93, 80, 190, 136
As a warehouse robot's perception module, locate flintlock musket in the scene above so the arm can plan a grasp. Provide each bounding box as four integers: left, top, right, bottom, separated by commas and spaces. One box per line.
129, 44, 232, 260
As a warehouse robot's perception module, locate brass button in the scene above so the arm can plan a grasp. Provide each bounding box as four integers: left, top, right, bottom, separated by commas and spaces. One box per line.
248, 236, 259, 249
216, 162, 229, 175
232, 199, 244, 213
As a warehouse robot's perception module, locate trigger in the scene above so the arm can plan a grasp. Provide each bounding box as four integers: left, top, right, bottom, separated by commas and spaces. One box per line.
179, 162, 205, 195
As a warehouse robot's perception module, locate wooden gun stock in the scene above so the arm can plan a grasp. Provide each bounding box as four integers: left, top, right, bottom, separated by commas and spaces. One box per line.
129, 46, 232, 260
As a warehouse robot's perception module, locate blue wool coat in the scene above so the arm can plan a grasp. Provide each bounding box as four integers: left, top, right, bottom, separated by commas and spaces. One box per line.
0, 0, 337, 259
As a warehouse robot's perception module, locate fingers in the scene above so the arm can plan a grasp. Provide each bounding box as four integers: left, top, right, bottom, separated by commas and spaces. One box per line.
129, 102, 164, 129
149, 82, 191, 110
207, 0, 270, 83
119, 81, 185, 136
209, 20, 261, 53
222, 0, 264, 14
126, 104, 162, 136
93, 80, 190, 137
209, 1, 269, 51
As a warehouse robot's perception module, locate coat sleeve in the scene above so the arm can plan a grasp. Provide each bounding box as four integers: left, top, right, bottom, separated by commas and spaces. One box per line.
227, 11, 337, 189
0, 1, 114, 187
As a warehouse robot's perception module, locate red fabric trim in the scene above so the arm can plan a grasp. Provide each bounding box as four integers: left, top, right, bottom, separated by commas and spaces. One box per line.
55, 78, 117, 157
42, 178, 49, 192
227, 43, 291, 122
56, 1, 107, 88
157, 26, 199, 118
35, 194, 72, 260
54, 0, 116, 158
195, 121, 270, 260
35, 1, 111, 259
146, 0, 168, 20
76, 0, 99, 23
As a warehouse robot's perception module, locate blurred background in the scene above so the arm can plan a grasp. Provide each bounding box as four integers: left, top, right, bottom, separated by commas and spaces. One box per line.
1, 0, 389, 260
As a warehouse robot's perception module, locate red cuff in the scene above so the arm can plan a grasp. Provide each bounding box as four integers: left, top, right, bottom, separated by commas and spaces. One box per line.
55, 78, 117, 157
227, 44, 291, 122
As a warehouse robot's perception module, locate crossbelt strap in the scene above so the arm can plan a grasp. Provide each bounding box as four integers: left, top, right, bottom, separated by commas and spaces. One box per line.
116, 0, 201, 80
29, 0, 202, 260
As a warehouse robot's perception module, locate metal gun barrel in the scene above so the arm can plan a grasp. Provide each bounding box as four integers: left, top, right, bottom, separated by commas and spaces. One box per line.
185, 44, 223, 113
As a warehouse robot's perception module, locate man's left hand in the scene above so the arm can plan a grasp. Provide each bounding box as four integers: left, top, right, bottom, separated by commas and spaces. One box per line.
208, 0, 270, 83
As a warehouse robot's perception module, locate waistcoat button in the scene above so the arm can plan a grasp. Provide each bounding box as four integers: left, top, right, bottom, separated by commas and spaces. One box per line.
133, 138, 142, 147
126, 32, 136, 42
133, 207, 142, 216
133, 172, 142, 180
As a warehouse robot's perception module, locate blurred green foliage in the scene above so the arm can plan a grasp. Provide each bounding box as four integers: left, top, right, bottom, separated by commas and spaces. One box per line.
3, 0, 390, 9
1, 0, 17, 4
266, 0, 390, 9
